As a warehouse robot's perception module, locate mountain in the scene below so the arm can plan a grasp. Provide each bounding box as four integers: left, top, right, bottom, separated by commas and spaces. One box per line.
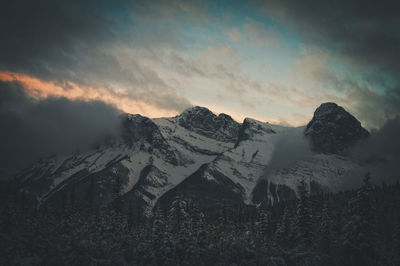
14, 103, 370, 215
305, 102, 369, 154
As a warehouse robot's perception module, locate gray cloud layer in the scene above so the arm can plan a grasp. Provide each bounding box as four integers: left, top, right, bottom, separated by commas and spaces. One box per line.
0, 0, 192, 113
1, 0, 399, 124
257, 0, 400, 76
267, 126, 313, 170
256, 0, 400, 129
350, 116, 400, 183
0, 81, 122, 176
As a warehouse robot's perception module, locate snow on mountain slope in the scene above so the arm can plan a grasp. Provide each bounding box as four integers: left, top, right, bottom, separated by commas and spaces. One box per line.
201, 119, 281, 203
266, 153, 363, 192
17, 107, 244, 212
15, 103, 368, 213
18, 145, 130, 203
157, 117, 294, 208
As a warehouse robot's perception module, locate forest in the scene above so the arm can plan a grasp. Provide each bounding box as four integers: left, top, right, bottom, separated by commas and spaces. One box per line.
1, 174, 399, 266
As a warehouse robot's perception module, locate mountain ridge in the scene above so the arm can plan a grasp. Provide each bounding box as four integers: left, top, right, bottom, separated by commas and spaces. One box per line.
13, 103, 369, 215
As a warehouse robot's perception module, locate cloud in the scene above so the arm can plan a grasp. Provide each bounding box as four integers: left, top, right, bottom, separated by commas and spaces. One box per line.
1, 0, 398, 129
0, 0, 193, 115
293, 47, 400, 129
267, 127, 313, 170
228, 18, 280, 47
349, 116, 400, 184
255, 0, 400, 129
256, 0, 400, 76
0, 71, 189, 118
341, 82, 400, 130
0, 81, 123, 176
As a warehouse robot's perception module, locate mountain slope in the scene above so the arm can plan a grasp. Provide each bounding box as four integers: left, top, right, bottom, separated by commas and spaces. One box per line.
15, 103, 370, 214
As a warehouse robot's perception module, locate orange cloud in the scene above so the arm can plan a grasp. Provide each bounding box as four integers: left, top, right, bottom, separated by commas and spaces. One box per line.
0, 71, 179, 118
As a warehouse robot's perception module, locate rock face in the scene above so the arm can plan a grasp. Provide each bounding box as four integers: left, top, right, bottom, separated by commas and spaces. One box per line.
13, 103, 367, 216
177, 106, 241, 142
236, 118, 275, 146
304, 102, 369, 154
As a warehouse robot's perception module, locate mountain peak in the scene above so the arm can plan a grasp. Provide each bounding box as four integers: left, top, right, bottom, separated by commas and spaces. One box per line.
234, 117, 275, 147
312, 102, 344, 119
305, 102, 369, 154
180, 106, 214, 118
177, 106, 240, 142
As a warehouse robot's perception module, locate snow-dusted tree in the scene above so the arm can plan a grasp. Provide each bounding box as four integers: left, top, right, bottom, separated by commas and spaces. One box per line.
87, 176, 95, 213
393, 220, 400, 260
189, 204, 205, 235
152, 206, 165, 237
127, 200, 134, 228
343, 173, 379, 265
275, 207, 292, 248
112, 174, 123, 214
295, 177, 314, 248
257, 209, 270, 239
168, 195, 189, 233
218, 199, 232, 231
319, 203, 333, 254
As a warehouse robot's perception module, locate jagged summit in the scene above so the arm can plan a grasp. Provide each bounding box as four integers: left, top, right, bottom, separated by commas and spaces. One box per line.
236, 118, 275, 146
305, 102, 369, 154
178, 106, 237, 124
176, 106, 241, 142
14, 102, 369, 217
311, 102, 344, 119
179, 106, 214, 117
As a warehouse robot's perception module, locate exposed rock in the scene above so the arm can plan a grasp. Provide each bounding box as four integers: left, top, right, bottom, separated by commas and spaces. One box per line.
305, 102, 369, 154
177, 106, 241, 142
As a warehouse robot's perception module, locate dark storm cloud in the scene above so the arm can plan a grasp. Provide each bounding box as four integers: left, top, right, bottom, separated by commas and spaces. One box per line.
254, 0, 400, 129
0, 0, 114, 79
0, 0, 192, 113
314, 70, 400, 129
0, 81, 122, 177
349, 116, 400, 183
256, 0, 400, 76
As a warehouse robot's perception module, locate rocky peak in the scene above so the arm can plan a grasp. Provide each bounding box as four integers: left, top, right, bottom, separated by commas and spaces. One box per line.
236, 118, 275, 146
176, 106, 241, 142
304, 102, 369, 154
120, 113, 165, 147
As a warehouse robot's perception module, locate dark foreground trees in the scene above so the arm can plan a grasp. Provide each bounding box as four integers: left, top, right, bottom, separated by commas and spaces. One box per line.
1, 174, 399, 265
343, 173, 379, 265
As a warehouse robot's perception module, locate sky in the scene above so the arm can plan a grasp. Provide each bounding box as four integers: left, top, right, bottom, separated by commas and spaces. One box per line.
1, 0, 399, 130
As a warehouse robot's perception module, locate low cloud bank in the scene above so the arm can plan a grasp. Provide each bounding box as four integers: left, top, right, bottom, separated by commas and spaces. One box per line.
0, 81, 122, 177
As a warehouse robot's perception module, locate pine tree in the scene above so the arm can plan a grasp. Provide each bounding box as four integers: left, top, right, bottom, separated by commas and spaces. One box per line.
393, 220, 400, 261
87, 176, 95, 214
168, 196, 189, 233
343, 173, 379, 265
218, 199, 231, 231
69, 185, 77, 211
257, 209, 270, 239
127, 200, 134, 229
295, 177, 314, 248
189, 204, 205, 235
275, 207, 291, 248
112, 174, 123, 214
320, 203, 333, 254
152, 206, 165, 237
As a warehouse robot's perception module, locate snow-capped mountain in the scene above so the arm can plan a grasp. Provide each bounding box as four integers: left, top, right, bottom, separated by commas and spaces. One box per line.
15, 103, 369, 214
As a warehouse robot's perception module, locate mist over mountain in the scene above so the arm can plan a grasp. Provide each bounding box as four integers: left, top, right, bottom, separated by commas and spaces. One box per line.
349, 115, 400, 184
2, 96, 400, 265
0, 81, 122, 177
5, 97, 399, 215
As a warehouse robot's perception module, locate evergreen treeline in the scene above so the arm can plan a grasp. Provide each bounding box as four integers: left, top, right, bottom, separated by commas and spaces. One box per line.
1, 175, 400, 265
